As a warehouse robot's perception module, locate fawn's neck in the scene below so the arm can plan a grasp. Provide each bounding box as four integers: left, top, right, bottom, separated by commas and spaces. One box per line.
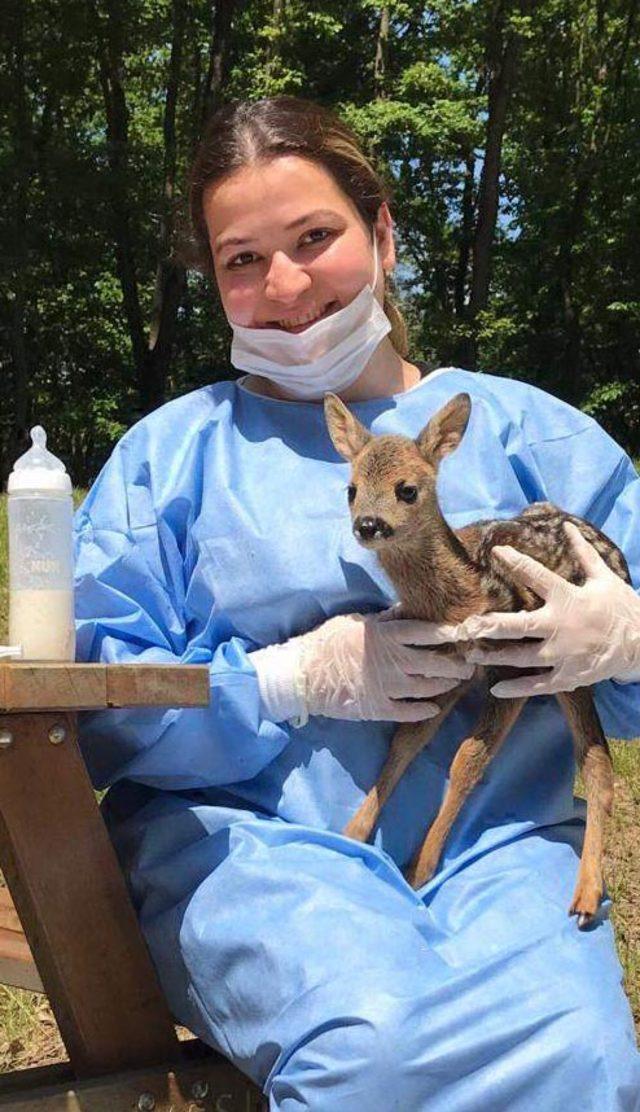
378, 513, 485, 623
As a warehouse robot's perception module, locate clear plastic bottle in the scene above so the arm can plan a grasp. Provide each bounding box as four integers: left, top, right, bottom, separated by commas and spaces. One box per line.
7, 427, 75, 661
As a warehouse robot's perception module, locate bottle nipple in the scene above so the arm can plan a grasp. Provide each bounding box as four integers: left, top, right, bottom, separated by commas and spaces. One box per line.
13, 427, 67, 473
8, 426, 71, 494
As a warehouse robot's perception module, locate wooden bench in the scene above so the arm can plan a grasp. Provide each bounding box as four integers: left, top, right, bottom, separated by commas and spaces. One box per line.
0, 662, 264, 1110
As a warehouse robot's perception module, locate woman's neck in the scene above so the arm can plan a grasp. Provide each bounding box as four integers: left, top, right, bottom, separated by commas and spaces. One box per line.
340, 342, 422, 401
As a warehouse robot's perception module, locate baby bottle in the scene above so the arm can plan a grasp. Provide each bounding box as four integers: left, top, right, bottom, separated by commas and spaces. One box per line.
7, 427, 76, 661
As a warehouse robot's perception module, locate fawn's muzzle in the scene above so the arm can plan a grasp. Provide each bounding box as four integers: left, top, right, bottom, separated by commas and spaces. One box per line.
353, 516, 394, 542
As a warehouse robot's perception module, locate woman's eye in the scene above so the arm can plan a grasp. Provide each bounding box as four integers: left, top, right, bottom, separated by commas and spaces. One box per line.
227, 229, 332, 269
395, 482, 418, 503
301, 228, 332, 246
227, 252, 256, 269
347, 484, 357, 504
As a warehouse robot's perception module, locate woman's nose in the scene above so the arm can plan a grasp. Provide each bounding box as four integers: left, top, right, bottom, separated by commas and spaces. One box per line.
264, 251, 312, 304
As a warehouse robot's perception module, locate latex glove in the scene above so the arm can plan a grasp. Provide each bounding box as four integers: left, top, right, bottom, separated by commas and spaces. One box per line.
455, 521, 640, 698
251, 611, 475, 726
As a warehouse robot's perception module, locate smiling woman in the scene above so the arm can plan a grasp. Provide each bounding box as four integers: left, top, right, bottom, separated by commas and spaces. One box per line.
181, 98, 420, 402
73, 94, 640, 1111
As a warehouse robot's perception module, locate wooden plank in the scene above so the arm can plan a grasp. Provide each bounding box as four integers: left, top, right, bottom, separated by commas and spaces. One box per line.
0, 711, 180, 1076
1, 665, 107, 711
106, 664, 210, 707
0, 1050, 263, 1110
0, 664, 210, 711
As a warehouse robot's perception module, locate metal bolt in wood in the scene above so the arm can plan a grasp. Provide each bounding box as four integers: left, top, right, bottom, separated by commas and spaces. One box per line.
0, 730, 13, 749
191, 1079, 210, 1099
48, 723, 67, 745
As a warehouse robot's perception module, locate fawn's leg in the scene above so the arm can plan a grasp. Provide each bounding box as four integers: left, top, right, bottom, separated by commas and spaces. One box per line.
405, 695, 527, 889
555, 689, 614, 928
343, 685, 467, 843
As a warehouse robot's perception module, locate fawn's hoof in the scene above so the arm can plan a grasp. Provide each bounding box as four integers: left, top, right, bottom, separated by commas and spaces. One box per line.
568, 881, 603, 929
569, 907, 594, 930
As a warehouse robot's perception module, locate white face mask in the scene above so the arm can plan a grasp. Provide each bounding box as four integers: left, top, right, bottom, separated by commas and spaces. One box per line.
228, 228, 392, 399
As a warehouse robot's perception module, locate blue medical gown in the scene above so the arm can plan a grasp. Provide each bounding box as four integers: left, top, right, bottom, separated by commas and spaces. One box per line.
74, 368, 640, 1110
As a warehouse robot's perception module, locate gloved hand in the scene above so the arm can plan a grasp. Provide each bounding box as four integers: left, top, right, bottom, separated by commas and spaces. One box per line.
250, 611, 475, 726
454, 521, 640, 698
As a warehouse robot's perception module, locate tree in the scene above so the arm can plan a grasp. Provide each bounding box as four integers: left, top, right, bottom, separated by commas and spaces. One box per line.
2, 0, 639, 487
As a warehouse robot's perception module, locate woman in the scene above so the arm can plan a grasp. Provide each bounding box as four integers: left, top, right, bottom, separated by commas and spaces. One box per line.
74, 96, 640, 1109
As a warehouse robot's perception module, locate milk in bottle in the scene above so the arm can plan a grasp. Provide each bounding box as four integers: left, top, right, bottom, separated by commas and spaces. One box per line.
7, 427, 75, 661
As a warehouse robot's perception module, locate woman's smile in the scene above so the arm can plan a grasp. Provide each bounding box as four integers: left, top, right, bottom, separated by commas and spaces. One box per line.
264, 299, 340, 332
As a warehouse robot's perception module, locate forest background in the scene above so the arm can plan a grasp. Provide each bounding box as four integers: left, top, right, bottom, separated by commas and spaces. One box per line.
1, 0, 640, 1069
2, 0, 640, 486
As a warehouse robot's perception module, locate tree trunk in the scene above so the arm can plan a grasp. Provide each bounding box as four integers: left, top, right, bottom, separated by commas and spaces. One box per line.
199, 0, 240, 134
144, 0, 187, 412
89, 0, 147, 396
454, 150, 476, 319
468, 8, 521, 340
374, 7, 390, 98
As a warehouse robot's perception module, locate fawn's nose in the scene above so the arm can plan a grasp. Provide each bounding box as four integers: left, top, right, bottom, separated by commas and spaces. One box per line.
353, 516, 394, 541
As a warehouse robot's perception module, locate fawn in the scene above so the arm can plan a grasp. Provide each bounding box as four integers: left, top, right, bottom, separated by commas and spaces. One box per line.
324, 390, 630, 927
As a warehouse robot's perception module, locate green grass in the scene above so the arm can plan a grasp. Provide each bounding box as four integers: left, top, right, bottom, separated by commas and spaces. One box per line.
0, 492, 638, 1069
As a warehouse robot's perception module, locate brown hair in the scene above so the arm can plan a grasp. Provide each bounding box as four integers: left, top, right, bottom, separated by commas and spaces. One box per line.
183, 95, 408, 357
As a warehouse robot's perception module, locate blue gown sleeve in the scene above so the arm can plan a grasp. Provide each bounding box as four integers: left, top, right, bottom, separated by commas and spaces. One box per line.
73, 429, 291, 791
509, 381, 640, 741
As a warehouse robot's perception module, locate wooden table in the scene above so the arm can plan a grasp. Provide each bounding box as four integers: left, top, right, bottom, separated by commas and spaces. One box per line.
0, 663, 263, 1110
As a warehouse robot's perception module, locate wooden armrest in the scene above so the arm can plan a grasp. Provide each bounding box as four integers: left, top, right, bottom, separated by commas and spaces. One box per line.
0, 663, 210, 711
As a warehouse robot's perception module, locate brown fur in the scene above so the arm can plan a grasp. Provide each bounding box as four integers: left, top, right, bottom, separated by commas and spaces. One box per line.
326, 391, 629, 926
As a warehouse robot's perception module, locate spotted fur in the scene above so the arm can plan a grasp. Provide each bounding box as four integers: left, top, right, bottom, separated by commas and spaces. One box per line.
459, 502, 631, 616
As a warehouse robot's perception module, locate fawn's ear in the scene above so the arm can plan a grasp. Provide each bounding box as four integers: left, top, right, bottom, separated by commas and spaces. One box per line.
416, 393, 471, 464
324, 393, 372, 460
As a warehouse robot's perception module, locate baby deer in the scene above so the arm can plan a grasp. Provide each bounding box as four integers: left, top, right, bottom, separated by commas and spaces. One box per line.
325, 390, 630, 927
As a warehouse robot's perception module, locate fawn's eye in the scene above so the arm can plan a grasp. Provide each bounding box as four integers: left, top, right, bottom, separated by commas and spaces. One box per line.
395, 482, 418, 503
347, 484, 357, 504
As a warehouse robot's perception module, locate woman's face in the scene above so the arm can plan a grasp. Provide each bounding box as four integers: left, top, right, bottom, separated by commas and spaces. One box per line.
203, 155, 395, 332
